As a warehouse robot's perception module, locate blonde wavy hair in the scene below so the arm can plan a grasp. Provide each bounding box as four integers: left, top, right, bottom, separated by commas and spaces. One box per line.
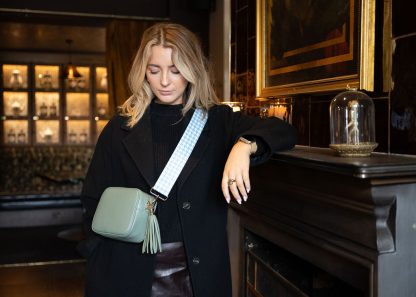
120, 22, 220, 127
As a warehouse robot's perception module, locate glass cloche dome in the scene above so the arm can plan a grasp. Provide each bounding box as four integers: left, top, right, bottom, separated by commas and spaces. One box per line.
329, 88, 378, 157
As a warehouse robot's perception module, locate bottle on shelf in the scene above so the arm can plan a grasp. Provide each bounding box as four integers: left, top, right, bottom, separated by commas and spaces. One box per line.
40, 101, 48, 117
42, 127, 54, 143
68, 78, 77, 90
100, 73, 108, 90
17, 129, 26, 143
11, 100, 23, 116
10, 69, 23, 89
97, 103, 107, 117
7, 129, 16, 143
68, 130, 77, 144
77, 77, 86, 90
49, 102, 57, 117
79, 129, 88, 143
40, 71, 53, 89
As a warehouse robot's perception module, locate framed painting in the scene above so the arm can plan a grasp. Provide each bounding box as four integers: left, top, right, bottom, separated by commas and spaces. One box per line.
256, 0, 375, 97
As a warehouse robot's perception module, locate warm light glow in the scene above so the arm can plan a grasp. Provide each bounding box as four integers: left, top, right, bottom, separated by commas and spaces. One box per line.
68, 68, 74, 79
4, 120, 28, 144
35, 120, 59, 144
66, 120, 90, 144
35, 65, 59, 89
221, 101, 245, 113
257, 97, 293, 122
66, 93, 90, 117
3, 92, 28, 116
64, 64, 81, 80
2, 64, 28, 88
269, 104, 287, 119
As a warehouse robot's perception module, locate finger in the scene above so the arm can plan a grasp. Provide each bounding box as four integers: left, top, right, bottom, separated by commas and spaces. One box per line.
235, 176, 248, 201
229, 180, 242, 204
221, 176, 231, 203
242, 170, 251, 195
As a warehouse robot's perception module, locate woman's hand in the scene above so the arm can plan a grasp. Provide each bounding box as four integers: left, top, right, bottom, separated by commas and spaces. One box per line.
222, 141, 252, 204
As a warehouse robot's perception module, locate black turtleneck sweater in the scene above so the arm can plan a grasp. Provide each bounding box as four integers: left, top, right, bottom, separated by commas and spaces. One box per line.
150, 100, 185, 243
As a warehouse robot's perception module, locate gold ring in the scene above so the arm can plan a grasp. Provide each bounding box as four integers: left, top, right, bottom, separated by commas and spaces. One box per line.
228, 179, 236, 186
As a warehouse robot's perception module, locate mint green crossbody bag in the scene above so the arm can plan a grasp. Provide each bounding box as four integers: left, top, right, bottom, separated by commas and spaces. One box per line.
91, 109, 207, 254
92, 187, 157, 250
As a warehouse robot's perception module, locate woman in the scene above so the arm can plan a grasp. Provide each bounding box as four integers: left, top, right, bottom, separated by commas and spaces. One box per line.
79, 23, 297, 297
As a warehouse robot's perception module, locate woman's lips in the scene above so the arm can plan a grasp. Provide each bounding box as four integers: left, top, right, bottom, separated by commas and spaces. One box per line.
159, 90, 173, 95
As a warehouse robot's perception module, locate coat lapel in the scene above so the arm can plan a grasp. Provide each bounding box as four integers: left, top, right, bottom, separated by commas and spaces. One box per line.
122, 110, 156, 187
121, 107, 211, 193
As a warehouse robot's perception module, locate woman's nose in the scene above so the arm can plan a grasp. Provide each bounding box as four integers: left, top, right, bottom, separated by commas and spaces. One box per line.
160, 72, 170, 86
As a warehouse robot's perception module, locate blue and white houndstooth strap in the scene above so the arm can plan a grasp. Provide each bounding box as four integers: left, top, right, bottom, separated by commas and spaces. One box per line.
150, 108, 207, 200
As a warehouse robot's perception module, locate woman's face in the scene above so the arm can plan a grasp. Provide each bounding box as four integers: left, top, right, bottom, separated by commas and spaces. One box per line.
146, 45, 188, 105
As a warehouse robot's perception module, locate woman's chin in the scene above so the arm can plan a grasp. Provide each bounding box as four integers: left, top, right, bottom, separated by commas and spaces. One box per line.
155, 96, 182, 105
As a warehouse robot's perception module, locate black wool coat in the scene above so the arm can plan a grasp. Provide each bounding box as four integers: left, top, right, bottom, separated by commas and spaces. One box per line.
79, 104, 297, 297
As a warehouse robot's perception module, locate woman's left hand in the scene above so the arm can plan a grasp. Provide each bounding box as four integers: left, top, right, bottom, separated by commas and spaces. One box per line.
222, 141, 252, 204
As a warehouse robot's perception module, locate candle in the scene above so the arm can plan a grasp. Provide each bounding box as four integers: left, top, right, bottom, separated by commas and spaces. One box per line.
274, 105, 287, 119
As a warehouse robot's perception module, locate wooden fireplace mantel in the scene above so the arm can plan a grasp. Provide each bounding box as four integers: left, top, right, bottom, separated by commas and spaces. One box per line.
228, 145, 416, 297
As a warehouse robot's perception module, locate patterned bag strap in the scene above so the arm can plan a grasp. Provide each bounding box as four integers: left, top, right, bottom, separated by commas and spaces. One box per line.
150, 108, 207, 201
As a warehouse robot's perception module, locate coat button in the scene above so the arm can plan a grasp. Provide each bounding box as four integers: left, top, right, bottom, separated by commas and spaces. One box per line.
192, 257, 200, 265
182, 202, 191, 210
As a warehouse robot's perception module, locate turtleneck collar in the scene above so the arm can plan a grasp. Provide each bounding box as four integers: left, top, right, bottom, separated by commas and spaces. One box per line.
150, 99, 183, 116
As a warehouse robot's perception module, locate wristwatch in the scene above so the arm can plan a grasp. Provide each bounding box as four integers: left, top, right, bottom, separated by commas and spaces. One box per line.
238, 137, 257, 155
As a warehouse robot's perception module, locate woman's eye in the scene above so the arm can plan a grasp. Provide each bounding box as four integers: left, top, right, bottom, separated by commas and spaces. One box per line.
148, 68, 159, 74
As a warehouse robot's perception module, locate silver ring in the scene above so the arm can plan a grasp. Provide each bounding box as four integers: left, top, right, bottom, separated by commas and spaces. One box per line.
228, 179, 236, 186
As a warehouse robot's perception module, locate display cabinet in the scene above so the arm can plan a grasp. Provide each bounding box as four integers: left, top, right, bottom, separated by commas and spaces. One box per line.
2, 64, 30, 145
1, 63, 110, 146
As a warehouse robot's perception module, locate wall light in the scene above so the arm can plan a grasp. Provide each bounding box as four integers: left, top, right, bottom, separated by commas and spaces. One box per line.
62, 39, 82, 80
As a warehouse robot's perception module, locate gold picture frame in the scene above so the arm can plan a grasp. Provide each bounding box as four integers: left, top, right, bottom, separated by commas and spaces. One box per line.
256, 0, 375, 97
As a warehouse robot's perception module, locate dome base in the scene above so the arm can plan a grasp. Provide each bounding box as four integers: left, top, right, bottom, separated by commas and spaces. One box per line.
330, 143, 378, 157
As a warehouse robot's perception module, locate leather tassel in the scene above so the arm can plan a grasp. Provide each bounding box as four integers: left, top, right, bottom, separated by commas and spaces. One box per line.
142, 201, 162, 254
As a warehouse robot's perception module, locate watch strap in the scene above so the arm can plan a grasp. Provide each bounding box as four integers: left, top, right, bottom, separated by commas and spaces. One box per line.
239, 136, 257, 155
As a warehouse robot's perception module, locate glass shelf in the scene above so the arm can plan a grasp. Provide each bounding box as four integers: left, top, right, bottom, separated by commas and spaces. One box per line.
66, 120, 90, 145
2, 64, 28, 89
65, 66, 90, 91
66, 93, 90, 117
35, 92, 60, 118
35, 120, 60, 144
35, 65, 60, 90
3, 92, 29, 117
3, 120, 29, 145
96, 93, 109, 117
1, 63, 108, 145
96, 67, 108, 92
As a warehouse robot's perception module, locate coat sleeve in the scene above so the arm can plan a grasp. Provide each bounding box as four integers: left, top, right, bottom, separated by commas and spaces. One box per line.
222, 106, 298, 166
80, 118, 114, 239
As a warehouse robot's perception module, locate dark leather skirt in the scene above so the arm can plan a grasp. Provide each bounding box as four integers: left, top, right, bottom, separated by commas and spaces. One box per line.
151, 242, 193, 297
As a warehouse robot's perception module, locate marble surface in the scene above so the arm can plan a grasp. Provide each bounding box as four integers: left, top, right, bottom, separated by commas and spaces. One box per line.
0, 146, 93, 195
